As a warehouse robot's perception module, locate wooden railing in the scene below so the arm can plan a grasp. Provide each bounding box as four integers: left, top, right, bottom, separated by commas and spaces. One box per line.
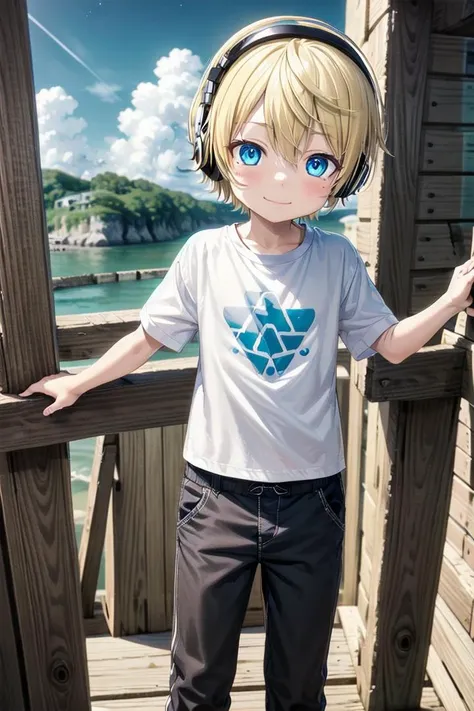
58, 312, 351, 635
1, 305, 351, 636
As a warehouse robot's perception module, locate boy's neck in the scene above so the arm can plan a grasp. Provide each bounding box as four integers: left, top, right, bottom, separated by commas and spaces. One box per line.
235, 213, 306, 255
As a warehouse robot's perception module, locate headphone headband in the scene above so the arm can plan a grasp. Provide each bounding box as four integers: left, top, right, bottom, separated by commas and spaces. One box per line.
193, 20, 378, 199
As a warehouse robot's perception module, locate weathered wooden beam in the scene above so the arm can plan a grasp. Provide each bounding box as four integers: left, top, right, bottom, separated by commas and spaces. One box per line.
431, 596, 474, 708
79, 434, 116, 619
443, 329, 474, 405
0, 0, 90, 707
432, 0, 474, 33
421, 129, 474, 175
359, 394, 460, 709
429, 33, 474, 75
52, 311, 352, 364
341, 373, 365, 605
0, 358, 196, 453
103, 427, 168, 636
355, 345, 464, 402
344, 0, 369, 46
0, 486, 26, 710
438, 541, 474, 637
0, 346, 465, 454
413, 223, 470, 270
339, 605, 470, 711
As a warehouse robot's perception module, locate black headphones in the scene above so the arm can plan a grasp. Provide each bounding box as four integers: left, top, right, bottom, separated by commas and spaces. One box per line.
192, 20, 379, 199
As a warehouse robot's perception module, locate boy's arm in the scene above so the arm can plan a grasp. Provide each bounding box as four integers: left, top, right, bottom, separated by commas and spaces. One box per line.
372, 258, 474, 364
68, 326, 162, 394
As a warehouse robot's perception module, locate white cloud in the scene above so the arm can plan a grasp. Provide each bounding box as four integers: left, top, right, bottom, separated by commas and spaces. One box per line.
36, 86, 101, 177
86, 81, 121, 103
102, 47, 207, 197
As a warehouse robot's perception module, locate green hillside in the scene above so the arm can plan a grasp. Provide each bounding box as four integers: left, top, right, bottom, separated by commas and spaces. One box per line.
43, 169, 238, 233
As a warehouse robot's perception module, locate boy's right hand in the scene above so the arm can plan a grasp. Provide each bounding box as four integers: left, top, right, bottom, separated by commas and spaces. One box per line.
19, 373, 83, 417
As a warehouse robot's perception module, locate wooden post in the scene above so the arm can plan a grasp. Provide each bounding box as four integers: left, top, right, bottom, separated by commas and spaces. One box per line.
79, 435, 116, 618
345, 0, 463, 708
0, 0, 90, 708
104, 428, 168, 635
342, 369, 365, 605
358, 398, 459, 708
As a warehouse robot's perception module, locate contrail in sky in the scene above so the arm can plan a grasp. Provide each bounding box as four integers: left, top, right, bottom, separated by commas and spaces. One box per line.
28, 13, 104, 83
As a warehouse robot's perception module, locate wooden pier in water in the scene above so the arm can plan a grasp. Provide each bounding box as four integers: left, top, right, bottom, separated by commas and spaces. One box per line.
1, 0, 474, 709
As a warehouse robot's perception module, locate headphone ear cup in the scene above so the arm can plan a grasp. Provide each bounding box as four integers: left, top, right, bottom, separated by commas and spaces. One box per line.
201, 148, 223, 181
334, 154, 369, 199
195, 132, 223, 181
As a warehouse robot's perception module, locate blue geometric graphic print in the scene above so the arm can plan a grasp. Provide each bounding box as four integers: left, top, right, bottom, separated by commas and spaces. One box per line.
223, 291, 316, 378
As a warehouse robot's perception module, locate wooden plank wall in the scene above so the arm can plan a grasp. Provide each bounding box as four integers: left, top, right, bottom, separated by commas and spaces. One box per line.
348, 0, 474, 626
346, 2, 474, 710
427, 4, 474, 708
100, 424, 265, 636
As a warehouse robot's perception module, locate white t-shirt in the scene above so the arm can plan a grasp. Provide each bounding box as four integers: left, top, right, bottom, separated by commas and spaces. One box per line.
140, 223, 398, 482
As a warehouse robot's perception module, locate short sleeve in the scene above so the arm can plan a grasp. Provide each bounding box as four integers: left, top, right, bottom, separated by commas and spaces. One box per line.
140, 241, 198, 352
339, 245, 398, 361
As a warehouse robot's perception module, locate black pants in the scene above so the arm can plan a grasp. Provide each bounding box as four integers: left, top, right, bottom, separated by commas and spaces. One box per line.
167, 462, 345, 711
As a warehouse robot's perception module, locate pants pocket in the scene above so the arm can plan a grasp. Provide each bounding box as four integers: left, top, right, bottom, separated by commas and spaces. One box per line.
317, 473, 345, 532
177, 476, 211, 530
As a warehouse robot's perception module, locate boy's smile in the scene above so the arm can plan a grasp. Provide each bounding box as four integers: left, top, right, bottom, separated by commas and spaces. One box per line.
228, 101, 341, 223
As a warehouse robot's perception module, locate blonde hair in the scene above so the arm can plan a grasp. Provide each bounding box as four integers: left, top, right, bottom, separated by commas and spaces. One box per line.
188, 16, 389, 216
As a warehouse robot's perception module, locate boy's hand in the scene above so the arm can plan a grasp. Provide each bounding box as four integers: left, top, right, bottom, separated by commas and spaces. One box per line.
19, 372, 83, 417
443, 258, 474, 316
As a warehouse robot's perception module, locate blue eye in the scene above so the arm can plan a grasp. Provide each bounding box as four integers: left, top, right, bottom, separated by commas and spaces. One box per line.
239, 143, 262, 166
306, 155, 332, 178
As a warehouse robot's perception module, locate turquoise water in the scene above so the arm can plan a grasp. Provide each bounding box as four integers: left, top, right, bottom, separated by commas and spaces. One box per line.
53, 216, 348, 586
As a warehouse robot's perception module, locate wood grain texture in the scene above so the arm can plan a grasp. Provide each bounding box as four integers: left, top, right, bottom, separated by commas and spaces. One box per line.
425, 77, 474, 125
360, 345, 464, 402
0, 353, 357, 453
413, 223, 470, 270
443, 330, 474, 409
421, 128, 474, 174
374, 0, 432, 319
0, 358, 197, 453
454, 439, 474, 486
143, 428, 167, 632
79, 435, 116, 618
418, 176, 474, 221
429, 33, 474, 75
438, 541, 474, 635
344, 0, 369, 46
342, 376, 365, 605
450, 475, 474, 538
86, 627, 356, 701
1, 448, 91, 708
432, 0, 474, 32
360, 394, 459, 710
0, 0, 91, 707
53, 310, 351, 364
410, 271, 453, 314
368, 0, 390, 31
427, 644, 469, 711
431, 596, 474, 707
0, 461, 26, 710
162, 425, 185, 629
105, 431, 148, 636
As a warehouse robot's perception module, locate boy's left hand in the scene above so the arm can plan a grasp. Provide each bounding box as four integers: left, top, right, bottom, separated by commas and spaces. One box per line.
444, 258, 474, 316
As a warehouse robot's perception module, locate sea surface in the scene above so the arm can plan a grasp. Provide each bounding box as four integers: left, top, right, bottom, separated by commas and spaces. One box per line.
52, 215, 349, 587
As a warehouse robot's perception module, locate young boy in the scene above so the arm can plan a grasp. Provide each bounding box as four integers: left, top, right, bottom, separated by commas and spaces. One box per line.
21, 16, 474, 711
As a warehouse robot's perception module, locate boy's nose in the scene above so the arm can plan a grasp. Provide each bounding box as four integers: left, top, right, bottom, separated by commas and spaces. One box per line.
274, 171, 287, 182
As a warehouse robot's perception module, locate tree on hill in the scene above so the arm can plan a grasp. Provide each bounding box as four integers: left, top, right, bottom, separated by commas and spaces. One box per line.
42, 169, 90, 209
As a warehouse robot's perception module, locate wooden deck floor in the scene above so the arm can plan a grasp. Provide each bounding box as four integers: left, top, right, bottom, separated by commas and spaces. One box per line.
87, 618, 444, 711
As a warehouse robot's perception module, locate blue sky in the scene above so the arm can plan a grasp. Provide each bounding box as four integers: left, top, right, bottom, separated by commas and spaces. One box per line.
28, 0, 347, 198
